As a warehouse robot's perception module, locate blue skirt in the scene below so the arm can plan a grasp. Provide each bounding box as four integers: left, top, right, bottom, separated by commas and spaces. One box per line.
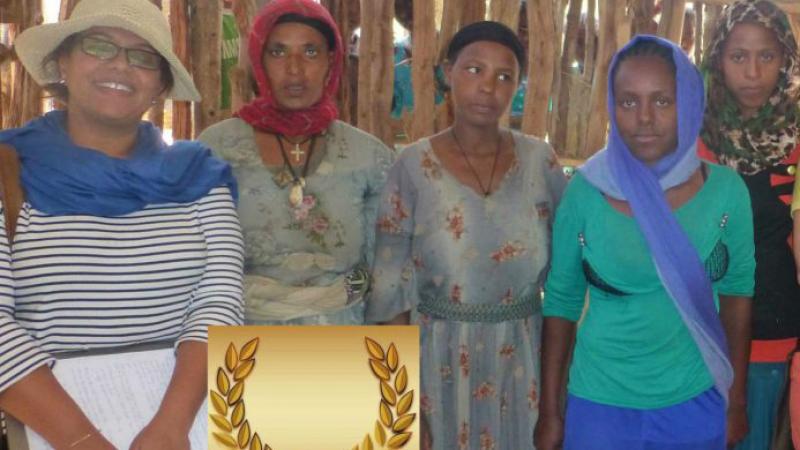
563, 388, 726, 450
733, 362, 787, 450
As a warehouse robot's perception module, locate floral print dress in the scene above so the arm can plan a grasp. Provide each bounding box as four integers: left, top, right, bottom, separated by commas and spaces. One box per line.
367, 132, 566, 449
198, 118, 393, 324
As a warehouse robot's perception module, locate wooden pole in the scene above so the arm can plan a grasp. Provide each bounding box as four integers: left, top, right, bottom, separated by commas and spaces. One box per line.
553, 0, 583, 154
547, 0, 566, 139
230, 0, 255, 112
438, 0, 462, 61
702, 4, 722, 57
460, 0, 485, 26
147, 0, 164, 130
631, 0, 656, 35
489, 0, 521, 128
658, 0, 687, 44
170, 0, 192, 140
357, 0, 394, 146
190, 0, 222, 136
324, 0, 355, 124
58, 0, 79, 20
522, 0, 556, 139
409, 0, 436, 141
10, 1, 43, 128
489, 0, 520, 29
582, 0, 619, 157
694, 3, 704, 62
615, 0, 632, 49
584, 0, 596, 83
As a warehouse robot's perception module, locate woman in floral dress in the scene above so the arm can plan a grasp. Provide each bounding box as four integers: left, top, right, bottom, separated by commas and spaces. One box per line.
367, 21, 566, 450
198, 0, 392, 325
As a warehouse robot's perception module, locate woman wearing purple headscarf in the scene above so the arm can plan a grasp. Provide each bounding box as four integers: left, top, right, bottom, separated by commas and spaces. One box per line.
535, 36, 755, 450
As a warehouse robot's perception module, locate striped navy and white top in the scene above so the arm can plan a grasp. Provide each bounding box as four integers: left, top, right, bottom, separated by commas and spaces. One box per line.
0, 186, 244, 392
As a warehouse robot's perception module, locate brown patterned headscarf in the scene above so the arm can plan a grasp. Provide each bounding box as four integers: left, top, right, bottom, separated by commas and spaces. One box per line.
701, 0, 800, 174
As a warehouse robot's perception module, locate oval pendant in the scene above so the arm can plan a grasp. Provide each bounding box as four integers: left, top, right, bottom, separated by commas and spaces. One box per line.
289, 182, 304, 208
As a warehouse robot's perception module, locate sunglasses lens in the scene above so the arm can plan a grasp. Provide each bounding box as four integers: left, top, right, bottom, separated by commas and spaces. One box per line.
82, 36, 119, 60
127, 49, 162, 70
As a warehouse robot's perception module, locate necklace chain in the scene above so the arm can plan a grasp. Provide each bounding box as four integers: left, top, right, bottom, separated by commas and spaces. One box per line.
276, 134, 317, 182
450, 128, 502, 197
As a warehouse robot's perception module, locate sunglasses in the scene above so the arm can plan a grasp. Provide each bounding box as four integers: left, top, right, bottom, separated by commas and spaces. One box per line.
79, 35, 163, 71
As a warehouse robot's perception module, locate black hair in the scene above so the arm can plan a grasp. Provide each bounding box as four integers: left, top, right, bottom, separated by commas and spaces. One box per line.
446, 21, 526, 73
276, 13, 337, 51
612, 39, 676, 83
40, 31, 174, 101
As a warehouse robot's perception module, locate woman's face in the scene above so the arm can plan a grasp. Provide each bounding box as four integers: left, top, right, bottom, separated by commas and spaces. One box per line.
445, 40, 519, 128
721, 22, 785, 119
613, 54, 678, 166
58, 26, 167, 128
262, 22, 332, 111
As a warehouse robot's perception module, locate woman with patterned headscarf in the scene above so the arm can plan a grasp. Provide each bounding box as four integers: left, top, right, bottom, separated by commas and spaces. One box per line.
699, 1, 800, 449
198, 0, 393, 326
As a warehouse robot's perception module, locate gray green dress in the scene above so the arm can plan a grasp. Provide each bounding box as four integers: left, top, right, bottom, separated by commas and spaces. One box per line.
198, 118, 393, 324
366, 132, 567, 449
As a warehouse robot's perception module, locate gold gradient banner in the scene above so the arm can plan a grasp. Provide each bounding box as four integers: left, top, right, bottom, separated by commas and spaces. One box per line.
208, 326, 420, 450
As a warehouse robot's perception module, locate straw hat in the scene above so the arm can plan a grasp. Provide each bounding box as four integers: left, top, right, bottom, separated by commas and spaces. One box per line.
13, 0, 200, 102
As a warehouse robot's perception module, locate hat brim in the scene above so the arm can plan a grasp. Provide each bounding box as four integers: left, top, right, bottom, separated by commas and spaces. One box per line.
15, 14, 201, 102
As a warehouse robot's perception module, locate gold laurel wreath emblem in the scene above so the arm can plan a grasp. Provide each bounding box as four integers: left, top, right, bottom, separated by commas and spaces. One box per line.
209, 336, 415, 450
352, 337, 416, 450
209, 337, 272, 450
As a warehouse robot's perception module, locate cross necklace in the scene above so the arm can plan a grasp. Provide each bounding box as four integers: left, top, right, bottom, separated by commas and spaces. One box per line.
276, 134, 317, 208
282, 135, 314, 163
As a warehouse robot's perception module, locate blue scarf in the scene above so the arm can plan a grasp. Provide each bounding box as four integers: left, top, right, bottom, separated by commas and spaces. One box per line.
0, 110, 237, 216
580, 35, 733, 404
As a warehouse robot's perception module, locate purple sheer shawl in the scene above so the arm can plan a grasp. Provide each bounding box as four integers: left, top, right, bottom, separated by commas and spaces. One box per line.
579, 35, 733, 404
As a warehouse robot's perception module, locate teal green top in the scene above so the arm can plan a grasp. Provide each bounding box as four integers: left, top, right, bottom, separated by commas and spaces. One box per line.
543, 164, 755, 409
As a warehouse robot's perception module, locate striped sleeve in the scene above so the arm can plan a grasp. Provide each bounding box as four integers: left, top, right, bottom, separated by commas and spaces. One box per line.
178, 187, 245, 344
0, 202, 54, 393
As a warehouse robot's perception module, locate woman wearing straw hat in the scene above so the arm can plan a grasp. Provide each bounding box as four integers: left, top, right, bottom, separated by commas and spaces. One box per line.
0, 0, 244, 449
198, 0, 393, 326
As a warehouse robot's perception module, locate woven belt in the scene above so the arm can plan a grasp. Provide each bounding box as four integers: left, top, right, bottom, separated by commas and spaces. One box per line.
417, 292, 541, 323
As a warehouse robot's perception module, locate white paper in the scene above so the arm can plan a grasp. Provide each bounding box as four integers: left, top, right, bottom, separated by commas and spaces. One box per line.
25, 348, 207, 450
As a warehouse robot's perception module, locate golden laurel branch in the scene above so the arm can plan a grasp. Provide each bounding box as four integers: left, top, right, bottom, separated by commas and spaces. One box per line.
352, 337, 416, 450
209, 337, 273, 450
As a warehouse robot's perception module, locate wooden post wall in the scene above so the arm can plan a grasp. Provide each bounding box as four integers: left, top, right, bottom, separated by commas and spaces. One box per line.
8, 1, 42, 127
438, 0, 461, 61
230, 0, 254, 112
148, 0, 164, 130
584, 0, 596, 83
631, 0, 656, 34
694, 2, 704, 62
521, 0, 556, 139
489, 0, 520, 29
553, 0, 582, 154
658, 0, 686, 43
460, 0, 485, 27
487, 0, 520, 127
190, 0, 222, 136
58, 0, 79, 20
357, 0, 394, 146
409, 0, 436, 141
323, 0, 355, 124
583, 0, 619, 157
171, 0, 192, 140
